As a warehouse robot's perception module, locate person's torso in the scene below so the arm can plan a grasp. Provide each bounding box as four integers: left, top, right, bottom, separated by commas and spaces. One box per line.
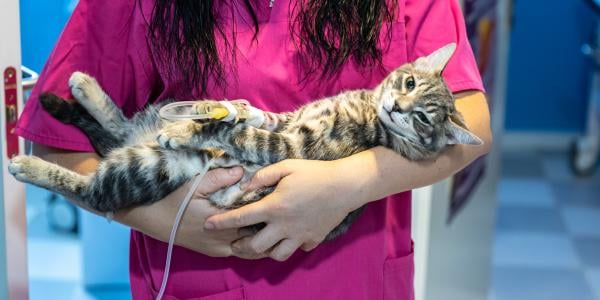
131, 1, 414, 299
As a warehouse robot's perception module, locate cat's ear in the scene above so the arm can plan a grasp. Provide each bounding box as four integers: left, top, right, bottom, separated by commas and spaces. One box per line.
415, 43, 456, 74
446, 120, 483, 146
427, 43, 456, 73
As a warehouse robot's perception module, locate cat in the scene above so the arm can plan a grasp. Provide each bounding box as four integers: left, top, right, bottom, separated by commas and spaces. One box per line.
8, 43, 482, 240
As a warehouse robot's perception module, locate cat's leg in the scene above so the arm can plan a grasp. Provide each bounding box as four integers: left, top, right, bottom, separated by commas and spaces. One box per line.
8, 156, 89, 201
157, 121, 300, 164
261, 112, 292, 132
156, 120, 203, 149
68, 72, 128, 138
324, 206, 365, 241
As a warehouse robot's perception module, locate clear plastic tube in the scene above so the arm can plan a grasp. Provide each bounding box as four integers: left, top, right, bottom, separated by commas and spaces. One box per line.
156, 175, 204, 300
158, 101, 212, 121
158, 100, 251, 121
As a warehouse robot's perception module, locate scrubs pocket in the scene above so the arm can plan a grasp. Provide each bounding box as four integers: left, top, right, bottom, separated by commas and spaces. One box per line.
383, 251, 414, 300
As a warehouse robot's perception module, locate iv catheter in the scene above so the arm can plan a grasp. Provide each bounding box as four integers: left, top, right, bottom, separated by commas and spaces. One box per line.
155, 99, 265, 300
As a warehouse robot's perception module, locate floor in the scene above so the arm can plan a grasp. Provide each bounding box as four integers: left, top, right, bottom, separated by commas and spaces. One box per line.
488, 150, 600, 300
24, 149, 600, 299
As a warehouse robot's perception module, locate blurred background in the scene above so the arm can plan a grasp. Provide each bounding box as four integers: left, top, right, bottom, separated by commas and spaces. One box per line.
0, 0, 599, 299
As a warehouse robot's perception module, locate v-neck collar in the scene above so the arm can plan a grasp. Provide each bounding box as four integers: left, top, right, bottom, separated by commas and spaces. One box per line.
218, 0, 287, 25
250, 0, 282, 23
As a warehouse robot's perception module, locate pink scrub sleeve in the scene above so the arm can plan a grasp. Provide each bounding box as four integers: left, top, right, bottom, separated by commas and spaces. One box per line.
405, 0, 485, 93
16, 0, 160, 152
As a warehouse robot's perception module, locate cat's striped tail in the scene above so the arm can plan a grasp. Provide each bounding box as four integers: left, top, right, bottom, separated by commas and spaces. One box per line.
39, 93, 123, 156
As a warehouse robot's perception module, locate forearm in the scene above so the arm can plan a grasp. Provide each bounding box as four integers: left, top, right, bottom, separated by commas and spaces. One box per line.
336, 91, 492, 204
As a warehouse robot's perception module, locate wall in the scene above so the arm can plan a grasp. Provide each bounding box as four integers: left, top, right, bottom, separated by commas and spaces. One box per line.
505, 0, 598, 133
19, 0, 75, 72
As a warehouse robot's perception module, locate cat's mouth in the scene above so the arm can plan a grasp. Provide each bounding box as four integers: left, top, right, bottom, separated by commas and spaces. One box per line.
385, 108, 407, 126
381, 109, 408, 137
384, 107, 398, 120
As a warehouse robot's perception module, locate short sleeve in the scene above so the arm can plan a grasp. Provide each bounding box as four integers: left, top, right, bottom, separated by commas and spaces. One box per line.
16, 0, 161, 152
404, 0, 484, 93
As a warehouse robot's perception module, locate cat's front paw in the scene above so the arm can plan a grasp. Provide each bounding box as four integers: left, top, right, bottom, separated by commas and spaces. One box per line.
157, 121, 200, 149
8, 156, 48, 184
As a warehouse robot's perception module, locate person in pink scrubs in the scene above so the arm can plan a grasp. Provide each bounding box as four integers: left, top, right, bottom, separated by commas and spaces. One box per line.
17, 0, 491, 299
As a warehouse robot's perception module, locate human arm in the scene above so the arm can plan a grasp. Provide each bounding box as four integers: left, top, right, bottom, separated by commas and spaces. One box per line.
204, 91, 492, 261
336, 91, 491, 201
31, 143, 266, 258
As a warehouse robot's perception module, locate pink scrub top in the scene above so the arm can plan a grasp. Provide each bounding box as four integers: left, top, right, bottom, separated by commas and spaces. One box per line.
17, 0, 484, 299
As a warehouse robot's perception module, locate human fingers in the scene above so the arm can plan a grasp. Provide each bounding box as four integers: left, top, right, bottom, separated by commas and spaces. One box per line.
195, 167, 244, 195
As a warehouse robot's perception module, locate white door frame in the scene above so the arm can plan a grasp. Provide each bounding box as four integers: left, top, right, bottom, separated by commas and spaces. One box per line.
0, 0, 28, 299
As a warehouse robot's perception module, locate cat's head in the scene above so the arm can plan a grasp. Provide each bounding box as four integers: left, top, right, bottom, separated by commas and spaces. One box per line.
375, 43, 483, 158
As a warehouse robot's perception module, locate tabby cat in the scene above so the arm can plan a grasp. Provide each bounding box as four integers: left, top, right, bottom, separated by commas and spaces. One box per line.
8, 43, 482, 240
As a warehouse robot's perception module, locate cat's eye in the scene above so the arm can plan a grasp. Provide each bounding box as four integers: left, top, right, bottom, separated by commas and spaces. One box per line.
405, 76, 416, 91
414, 111, 430, 124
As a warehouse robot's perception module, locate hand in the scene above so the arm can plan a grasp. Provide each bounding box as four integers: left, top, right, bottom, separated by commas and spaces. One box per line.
204, 160, 365, 261
117, 167, 267, 259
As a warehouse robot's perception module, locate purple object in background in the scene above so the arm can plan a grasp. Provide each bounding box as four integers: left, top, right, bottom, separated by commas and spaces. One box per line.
447, 0, 498, 224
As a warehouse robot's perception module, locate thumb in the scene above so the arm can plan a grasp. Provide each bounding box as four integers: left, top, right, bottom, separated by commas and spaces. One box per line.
196, 167, 244, 195
241, 161, 293, 191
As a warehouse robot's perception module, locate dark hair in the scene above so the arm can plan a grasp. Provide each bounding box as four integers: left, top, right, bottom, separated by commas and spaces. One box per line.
148, 0, 396, 95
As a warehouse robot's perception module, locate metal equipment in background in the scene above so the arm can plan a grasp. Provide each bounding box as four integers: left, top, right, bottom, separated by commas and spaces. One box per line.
571, 0, 600, 176
21, 65, 37, 155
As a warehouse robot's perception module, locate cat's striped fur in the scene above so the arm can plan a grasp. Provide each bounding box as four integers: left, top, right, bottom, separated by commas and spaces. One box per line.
9, 44, 482, 240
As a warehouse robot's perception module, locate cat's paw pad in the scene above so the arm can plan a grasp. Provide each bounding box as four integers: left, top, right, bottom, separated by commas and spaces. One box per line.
8, 156, 46, 183
157, 121, 198, 149
157, 133, 183, 149
68, 72, 97, 101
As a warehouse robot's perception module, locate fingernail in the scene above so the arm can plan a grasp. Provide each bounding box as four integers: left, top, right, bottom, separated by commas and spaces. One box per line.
229, 167, 242, 176
204, 222, 215, 230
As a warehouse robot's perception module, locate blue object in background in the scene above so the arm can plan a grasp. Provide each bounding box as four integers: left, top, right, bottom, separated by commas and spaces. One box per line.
80, 210, 130, 287
505, 0, 598, 133
19, 0, 76, 72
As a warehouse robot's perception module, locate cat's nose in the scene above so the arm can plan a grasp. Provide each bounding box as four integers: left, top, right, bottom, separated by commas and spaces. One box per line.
399, 100, 413, 112
392, 103, 405, 113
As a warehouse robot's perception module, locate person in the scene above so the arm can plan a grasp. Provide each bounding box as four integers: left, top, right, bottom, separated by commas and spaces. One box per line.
17, 0, 492, 299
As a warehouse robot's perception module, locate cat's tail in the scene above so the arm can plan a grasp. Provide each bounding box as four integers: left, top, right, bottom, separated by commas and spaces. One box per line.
39, 92, 81, 124
39, 93, 123, 156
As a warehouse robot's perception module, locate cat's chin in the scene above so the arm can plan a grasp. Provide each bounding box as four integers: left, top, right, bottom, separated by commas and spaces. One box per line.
387, 126, 409, 139
380, 117, 410, 139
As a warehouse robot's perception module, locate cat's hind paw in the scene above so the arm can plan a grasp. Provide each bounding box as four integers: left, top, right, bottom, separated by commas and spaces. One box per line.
68, 72, 98, 102
8, 156, 48, 184
157, 121, 199, 149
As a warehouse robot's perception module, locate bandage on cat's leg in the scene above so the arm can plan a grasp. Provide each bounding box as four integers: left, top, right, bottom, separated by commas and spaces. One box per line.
193, 100, 265, 127
193, 101, 231, 121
